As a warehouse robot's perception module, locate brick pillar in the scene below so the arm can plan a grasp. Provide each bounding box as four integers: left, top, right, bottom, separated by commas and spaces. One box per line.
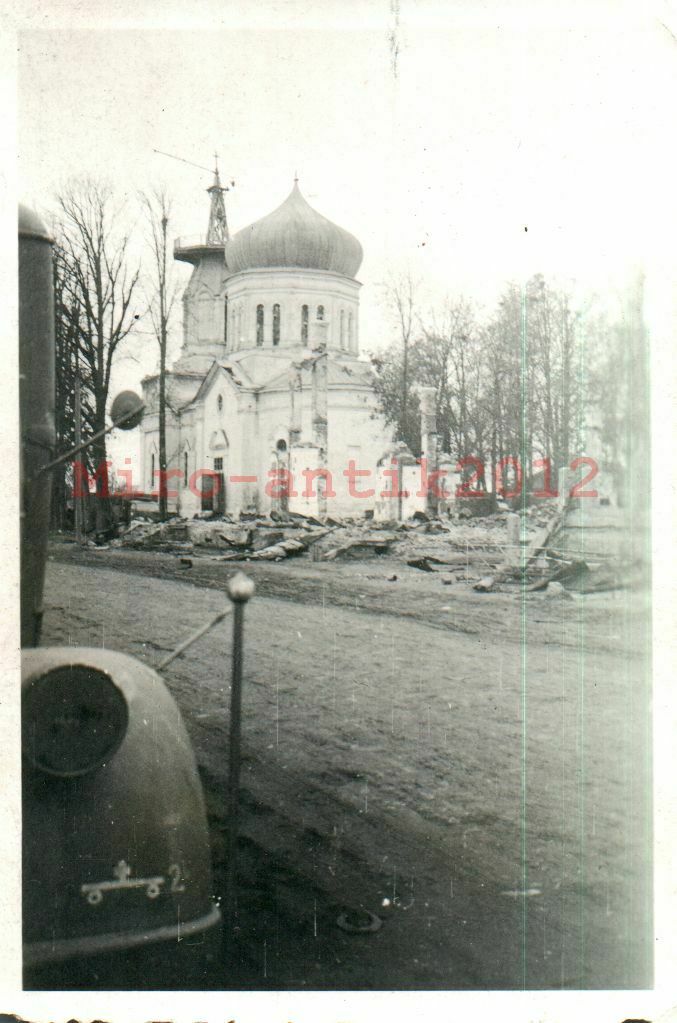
311, 349, 328, 516
505, 512, 521, 565
419, 386, 438, 516
289, 362, 303, 447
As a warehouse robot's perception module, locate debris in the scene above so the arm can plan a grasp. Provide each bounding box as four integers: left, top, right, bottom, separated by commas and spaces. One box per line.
269, 508, 291, 523
527, 559, 590, 592
249, 538, 308, 561
407, 558, 437, 572
386, 574, 398, 582
473, 576, 495, 592
576, 565, 633, 593
250, 529, 332, 561
287, 510, 324, 527
410, 510, 430, 523
544, 581, 573, 599
250, 529, 285, 552
324, 538, 391, 561
216, 527, 252, 548
179, 558, 193, 568
523, 509, 566, 566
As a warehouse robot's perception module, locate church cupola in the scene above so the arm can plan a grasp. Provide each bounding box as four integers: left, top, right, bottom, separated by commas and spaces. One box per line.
225, 180, 362, 278
223, 179, 362, 356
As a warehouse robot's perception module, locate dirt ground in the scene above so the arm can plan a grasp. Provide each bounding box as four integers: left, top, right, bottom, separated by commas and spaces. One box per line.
40, 537, 652, 990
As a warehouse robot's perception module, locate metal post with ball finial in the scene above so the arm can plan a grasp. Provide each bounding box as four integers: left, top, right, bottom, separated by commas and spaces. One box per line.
224, 570, 255, 957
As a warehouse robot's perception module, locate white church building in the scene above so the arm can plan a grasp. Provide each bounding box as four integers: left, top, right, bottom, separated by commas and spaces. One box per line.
140, 169, 394, 518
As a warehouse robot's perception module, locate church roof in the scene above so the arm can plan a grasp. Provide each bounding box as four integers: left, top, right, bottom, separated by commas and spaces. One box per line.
257, 355, 376, 394
225, 181, 363, 278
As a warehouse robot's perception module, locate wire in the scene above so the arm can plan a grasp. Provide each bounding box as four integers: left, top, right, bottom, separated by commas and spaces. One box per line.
153, 148, 215, 175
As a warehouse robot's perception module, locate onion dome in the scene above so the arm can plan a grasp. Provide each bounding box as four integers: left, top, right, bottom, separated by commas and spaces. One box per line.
225, 180, 363, 278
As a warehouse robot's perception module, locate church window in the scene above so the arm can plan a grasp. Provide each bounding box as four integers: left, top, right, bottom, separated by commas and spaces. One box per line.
184, 451, 189, 486
301, 304, 308, 342
214, 457, 223, 471
217, 394, 223, 413
340, 309, 345, 348
150, 453, 155, 488
256, 304, 264, 346
276, 438, 287, 452
348, 311, 354, 348
273, 304, 281, 346
223, 297, 228, 346
317, 304, 324, 321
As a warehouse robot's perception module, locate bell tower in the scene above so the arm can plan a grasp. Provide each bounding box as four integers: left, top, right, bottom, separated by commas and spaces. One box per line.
173, 157, 232, 373
206, 157, 229, 245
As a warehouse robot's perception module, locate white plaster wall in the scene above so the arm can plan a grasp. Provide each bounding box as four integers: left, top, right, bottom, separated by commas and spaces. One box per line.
181, 254, 228, 355
325, 390, 393, 516
193, 368, 246, 515
248, 376, 392, 517
140, 358, 393, 520
289, 445, 321, 516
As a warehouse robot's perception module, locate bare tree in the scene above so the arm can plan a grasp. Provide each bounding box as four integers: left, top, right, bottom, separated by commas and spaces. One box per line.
51, 240, 90, 527
140, 188, 180, 521
526, 274, 582, 472
418, 297, 481, 453
371, 270, 421, 452
56, 179, 141, 531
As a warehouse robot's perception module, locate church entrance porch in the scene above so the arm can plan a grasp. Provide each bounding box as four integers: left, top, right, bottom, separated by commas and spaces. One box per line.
199, 470, 226, 515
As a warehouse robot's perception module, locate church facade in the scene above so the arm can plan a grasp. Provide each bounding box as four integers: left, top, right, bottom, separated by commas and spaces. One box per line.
140, 172, 394, 518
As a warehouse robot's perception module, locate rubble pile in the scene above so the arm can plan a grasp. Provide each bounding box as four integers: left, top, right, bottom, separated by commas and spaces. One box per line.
111, 499, 628, 593
118, 507, 537, 571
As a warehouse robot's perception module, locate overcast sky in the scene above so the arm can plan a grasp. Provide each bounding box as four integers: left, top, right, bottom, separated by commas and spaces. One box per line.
13, 0, 676, 463
3, 1, 677, 1010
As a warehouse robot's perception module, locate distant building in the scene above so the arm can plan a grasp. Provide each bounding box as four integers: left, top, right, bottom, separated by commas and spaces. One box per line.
140, 168, 393, 517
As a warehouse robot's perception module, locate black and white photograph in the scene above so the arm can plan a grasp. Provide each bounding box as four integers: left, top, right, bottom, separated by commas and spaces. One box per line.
2, 0, 676, 1019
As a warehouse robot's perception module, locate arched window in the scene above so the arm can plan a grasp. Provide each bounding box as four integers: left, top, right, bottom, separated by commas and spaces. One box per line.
183, 450, 189, 486
301, 304, 309, 343
223, 297, 228, 346
317, 304, 324, 321
273, 304, 280, 346
256, 304, 264, 346
348, 311, 354, 349
150, 452, 155, 489
276, 438, 287, 453
217, 394, 223, 413
340, 309, 345, 348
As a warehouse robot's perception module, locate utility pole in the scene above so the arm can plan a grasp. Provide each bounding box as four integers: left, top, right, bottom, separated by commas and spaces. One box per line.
74, 376, 84, 545
158, 210, 168, 521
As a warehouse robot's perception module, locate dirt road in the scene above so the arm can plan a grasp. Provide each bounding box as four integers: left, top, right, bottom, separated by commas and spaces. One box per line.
40, 543, 652, 990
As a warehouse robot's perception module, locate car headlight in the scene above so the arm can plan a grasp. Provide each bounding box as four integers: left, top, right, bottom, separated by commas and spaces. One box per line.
23, 663, 129, 777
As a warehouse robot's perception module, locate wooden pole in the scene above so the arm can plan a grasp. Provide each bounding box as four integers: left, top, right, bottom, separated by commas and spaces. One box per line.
74, 377, 84, 545
224, 571, 255, 961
